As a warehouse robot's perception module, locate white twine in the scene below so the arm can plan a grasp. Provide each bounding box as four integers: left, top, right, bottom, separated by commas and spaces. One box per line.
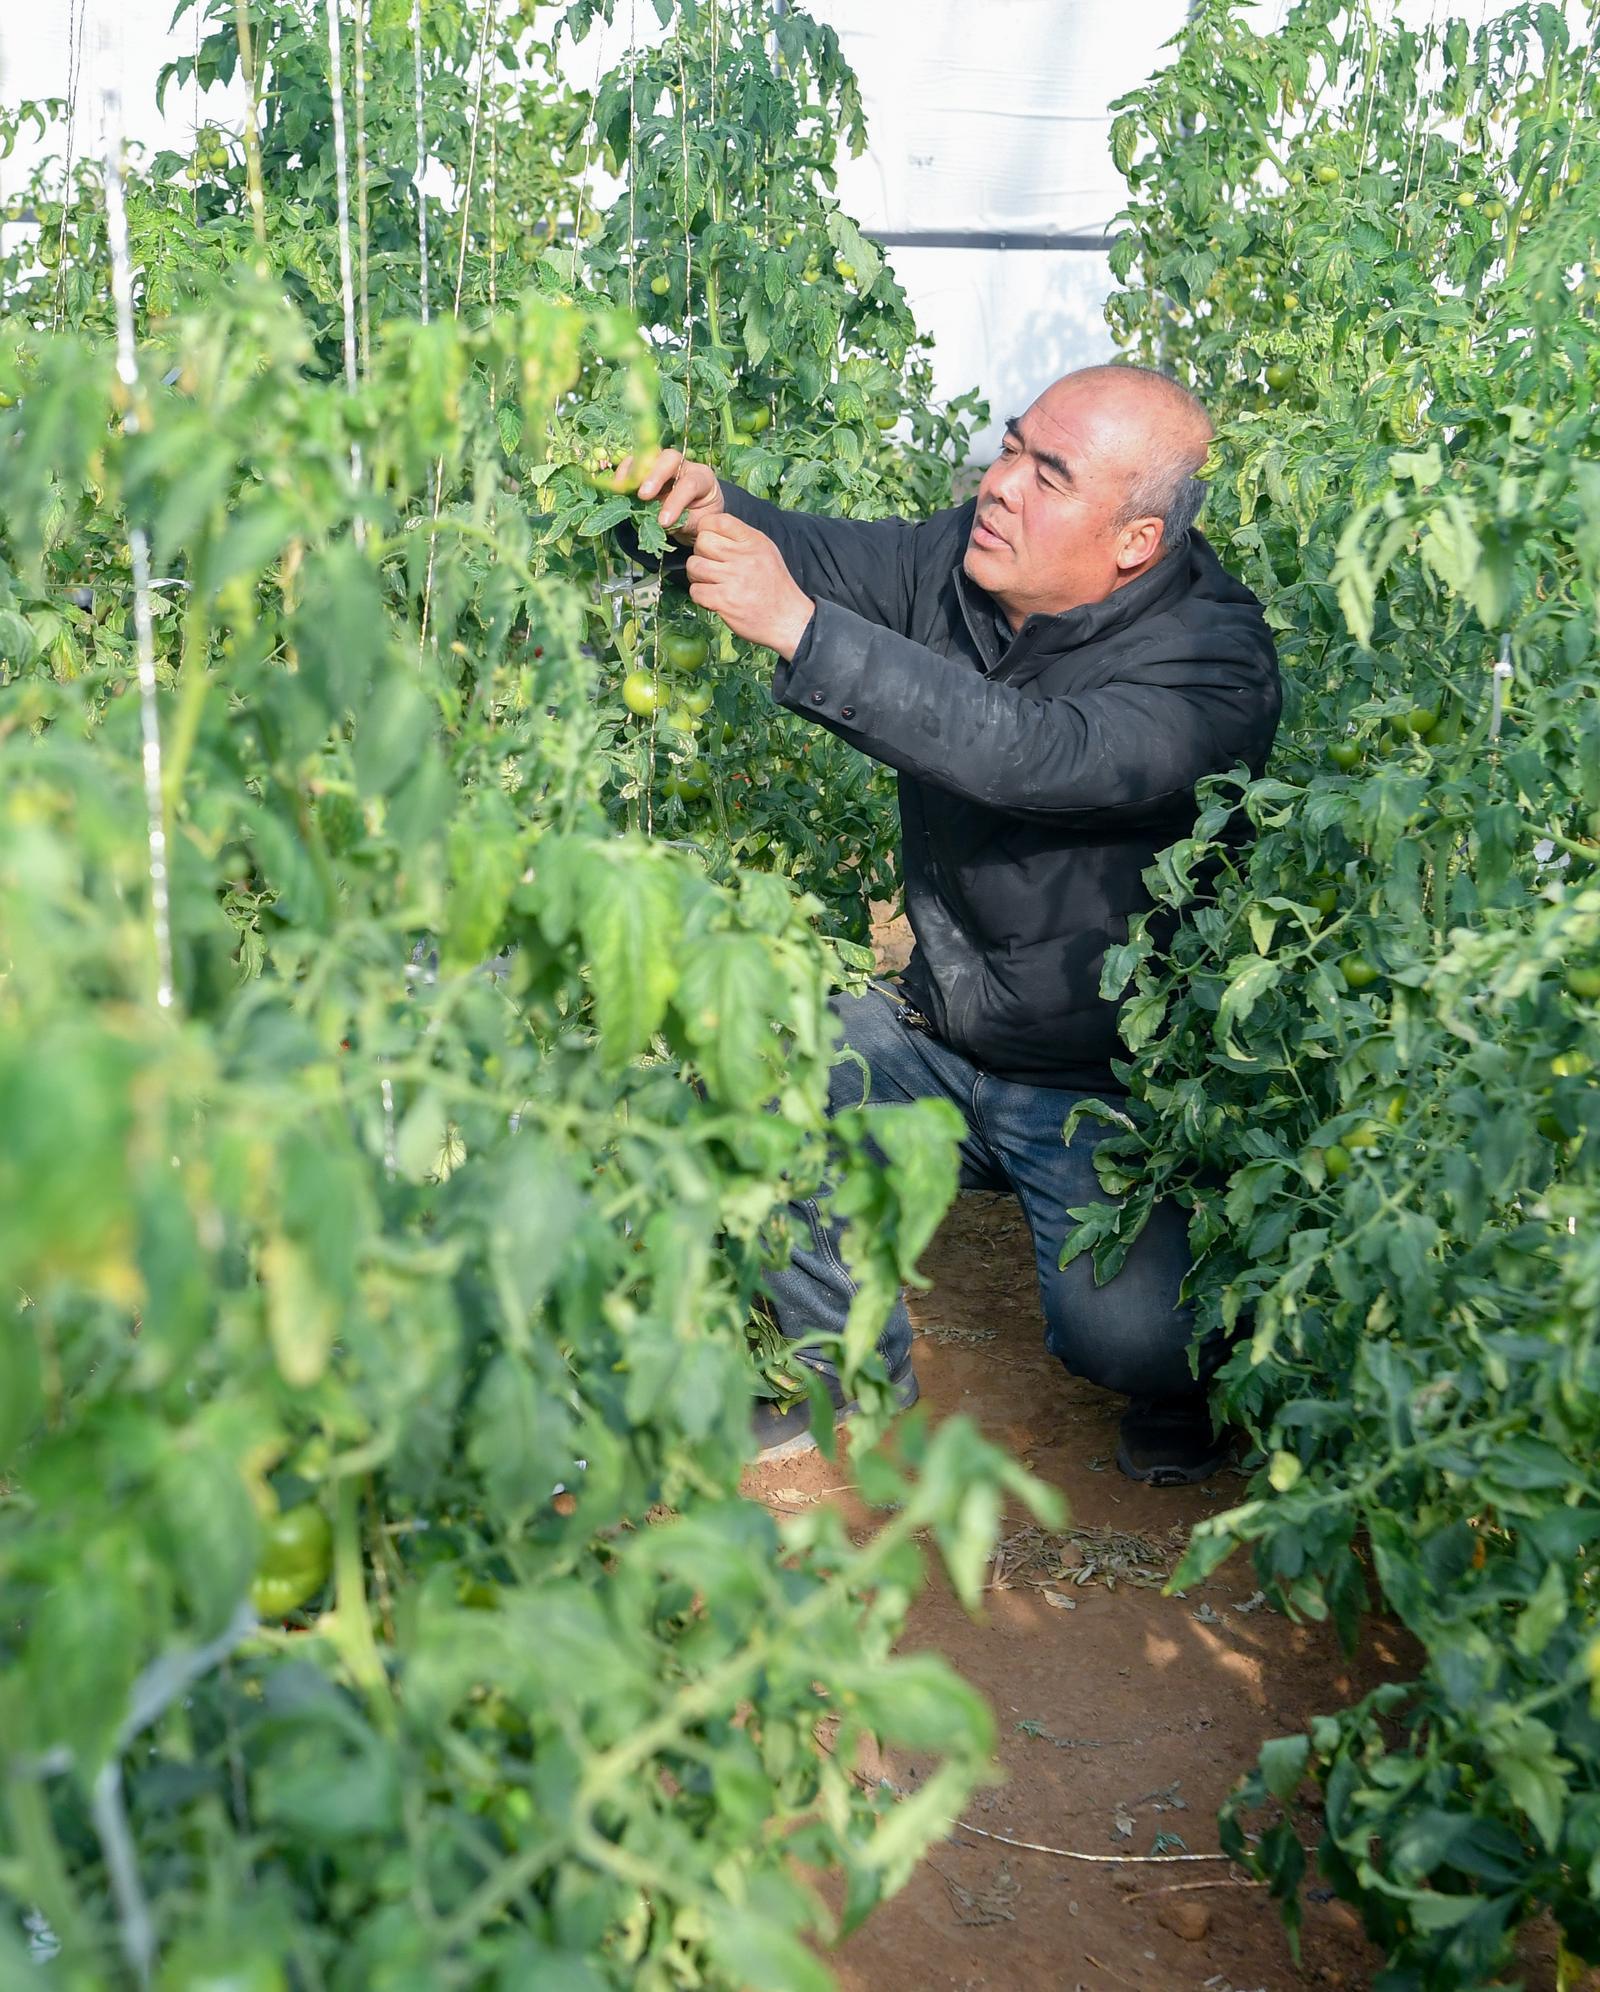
103, 92, 175, 1014
411, 0, 430, 323
325, 0, 366, 547
1489, 633, 1513, 741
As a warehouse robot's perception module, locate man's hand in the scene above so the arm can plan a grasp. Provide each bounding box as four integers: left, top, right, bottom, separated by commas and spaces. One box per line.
685, 515, 815, 660
632, 447, 724, 541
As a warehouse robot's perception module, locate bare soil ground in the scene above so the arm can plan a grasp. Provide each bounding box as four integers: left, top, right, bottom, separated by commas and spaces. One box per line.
739, 915, 1581, 1992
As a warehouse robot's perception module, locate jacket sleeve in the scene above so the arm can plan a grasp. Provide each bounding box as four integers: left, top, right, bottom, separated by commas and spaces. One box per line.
773, 597, 1279, 825
614, 479, 961, 633
716, 482, 925, 632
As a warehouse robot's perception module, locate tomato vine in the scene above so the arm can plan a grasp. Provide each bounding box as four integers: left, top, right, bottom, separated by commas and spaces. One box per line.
0, 5, 1036, 1985
1092, 4, 1600, 1982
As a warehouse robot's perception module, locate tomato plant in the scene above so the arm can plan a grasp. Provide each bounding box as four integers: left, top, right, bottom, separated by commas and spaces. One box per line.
1089, 3, 1600, 1983
0, 5, 1044, 1984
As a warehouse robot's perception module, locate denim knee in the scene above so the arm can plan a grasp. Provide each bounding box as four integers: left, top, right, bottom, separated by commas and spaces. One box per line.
1042, 1281, 1203, 1400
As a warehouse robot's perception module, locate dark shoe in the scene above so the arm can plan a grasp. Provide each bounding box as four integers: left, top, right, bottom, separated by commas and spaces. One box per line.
752, 1357, 920, 1463
1116, 1396, 1232, 1487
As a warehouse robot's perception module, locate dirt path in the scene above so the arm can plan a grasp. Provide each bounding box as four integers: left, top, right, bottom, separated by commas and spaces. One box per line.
750, 1192, 1577, 1992
742, 919, 1577, 1991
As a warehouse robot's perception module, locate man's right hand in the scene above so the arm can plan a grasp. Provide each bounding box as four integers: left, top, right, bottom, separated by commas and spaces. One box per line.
633, 448, 723, 542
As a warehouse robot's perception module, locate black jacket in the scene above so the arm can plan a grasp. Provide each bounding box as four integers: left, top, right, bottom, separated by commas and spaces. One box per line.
714, 482, 1282, 1092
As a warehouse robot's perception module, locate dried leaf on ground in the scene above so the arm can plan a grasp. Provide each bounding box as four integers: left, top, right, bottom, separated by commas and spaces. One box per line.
933, 1859, 1020, 1926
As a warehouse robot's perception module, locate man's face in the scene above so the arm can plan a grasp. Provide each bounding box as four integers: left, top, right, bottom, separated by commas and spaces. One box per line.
963, 377, 1145, 628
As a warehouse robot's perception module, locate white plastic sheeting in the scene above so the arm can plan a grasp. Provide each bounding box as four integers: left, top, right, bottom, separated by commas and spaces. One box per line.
0, 0, 1544, 461
814, 0, 1187, 240
803, 0, 1187, 453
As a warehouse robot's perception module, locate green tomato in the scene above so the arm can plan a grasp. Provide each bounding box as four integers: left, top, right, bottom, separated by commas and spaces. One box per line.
662, 631, 709, 671
257, 1502, 332, 1580
1565, 966, 1600, 999
1340, 953, 1380, 991
1267, 1450, 1303, 1492
1402, 705, 1439, 736
1314, 162, 1341, 186
681, 684, 714, 716
733, 399, 771, 435
1347, 1119, 1386, 1150
873, 410, 899, 431
1481, 198, 1506, 219
583, 445, 659, 496
1265, 360, 1297, 392
1322, 1142, 1352, 1178
250, 1565, 325, 1620
1551, 1049, 1594, 1078
249, 1502, 331, 1617
1455, 189, 1477, 209
157, 1943, 287, 1992
649, 273, 671, 297
1309, 884, 1338, 917
1328, 740, 1362, 771
1281, 291, 1300, 311
620, 669, 661, 718
833, 257, 857, 280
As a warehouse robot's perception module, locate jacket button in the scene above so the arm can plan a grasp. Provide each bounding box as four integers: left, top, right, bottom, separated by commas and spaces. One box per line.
810, 690, 825, 705
840, 705, 855, 719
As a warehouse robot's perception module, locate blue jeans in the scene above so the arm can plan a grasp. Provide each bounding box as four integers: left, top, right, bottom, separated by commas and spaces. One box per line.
764, 983, 1216, 1404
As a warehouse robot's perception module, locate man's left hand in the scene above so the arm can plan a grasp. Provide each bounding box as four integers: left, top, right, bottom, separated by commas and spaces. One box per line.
685, 515, 815, 660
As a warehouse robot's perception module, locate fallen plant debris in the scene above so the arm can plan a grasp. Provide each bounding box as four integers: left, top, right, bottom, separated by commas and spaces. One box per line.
929, 1858, 1021, 1927
988, 1519, 1190, 1594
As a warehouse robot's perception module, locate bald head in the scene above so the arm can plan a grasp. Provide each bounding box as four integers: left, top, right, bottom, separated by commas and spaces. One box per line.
1042, 364, 1213, 550
964, 364, 1215, 627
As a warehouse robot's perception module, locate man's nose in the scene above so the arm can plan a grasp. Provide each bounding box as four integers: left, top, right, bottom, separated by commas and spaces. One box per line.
985, 455, 1024, 509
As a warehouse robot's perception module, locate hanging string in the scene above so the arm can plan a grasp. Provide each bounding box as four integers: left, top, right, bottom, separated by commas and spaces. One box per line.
626, 3, 664, 836
325, 0, 366, 551
1393, 5, 1437, 248
354, 0, 372, 376
570, 4, 614, 251
55, 0, 88, 329
233, 0, 269, 264
411, 0, 431, 323
1489, 633, 1513, 741
191, 0, 202, 233
627, 0, 638, 313
419, 0, 494, 658
103, 89, 176, 1015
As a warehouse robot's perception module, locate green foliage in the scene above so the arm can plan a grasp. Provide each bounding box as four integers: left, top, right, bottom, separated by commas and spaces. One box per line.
0, 6, 1029, 1984
1098, 3, 1600, 1983
541, 0, 987, 937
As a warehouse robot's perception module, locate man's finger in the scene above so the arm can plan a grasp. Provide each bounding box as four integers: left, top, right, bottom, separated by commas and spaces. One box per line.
696, 515, 759, 555
686, 534, 739, 570
636, 448, 683, 502
699, 512, 758, 543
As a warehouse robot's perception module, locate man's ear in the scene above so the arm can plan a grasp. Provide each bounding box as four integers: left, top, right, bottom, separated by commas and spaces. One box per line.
1116, 515, 1164, 571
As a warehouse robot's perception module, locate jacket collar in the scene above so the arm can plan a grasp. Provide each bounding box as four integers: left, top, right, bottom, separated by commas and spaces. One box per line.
954, 530, 1198, 676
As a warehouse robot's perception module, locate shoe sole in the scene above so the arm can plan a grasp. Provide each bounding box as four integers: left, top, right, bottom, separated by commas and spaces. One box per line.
1114, 1437, 1230, 1487
755, 1369, 920, 1464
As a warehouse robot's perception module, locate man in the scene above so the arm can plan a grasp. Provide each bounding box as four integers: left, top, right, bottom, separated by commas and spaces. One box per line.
634, 364, 1281, 1485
